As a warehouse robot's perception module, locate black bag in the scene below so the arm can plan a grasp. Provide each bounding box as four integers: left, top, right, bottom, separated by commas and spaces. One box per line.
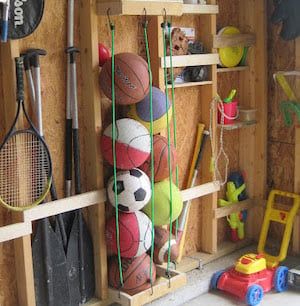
271, 0, 300, 41
8, 0, 44, 39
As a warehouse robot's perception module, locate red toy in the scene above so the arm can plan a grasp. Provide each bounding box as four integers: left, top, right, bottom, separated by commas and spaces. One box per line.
98, 43, 110, 67
211, 190, 300, 306
211, 254, 288, 306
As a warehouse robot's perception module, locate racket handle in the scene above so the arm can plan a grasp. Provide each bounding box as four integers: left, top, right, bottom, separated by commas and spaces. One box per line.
15, 57, 24, 101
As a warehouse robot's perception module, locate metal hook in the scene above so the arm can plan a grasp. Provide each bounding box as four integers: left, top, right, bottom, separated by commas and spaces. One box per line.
142, 8, 148, 28
107, 8, 114, 29
150, 280, 154, 295
163, 8, 167, 24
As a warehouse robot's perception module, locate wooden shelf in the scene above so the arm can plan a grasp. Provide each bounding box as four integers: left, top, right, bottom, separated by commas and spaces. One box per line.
0, 182, 219, 244
218, 120, 257, 130
217, 66, 249, 73
175, 238, 254, 273
97, 0, 183, 16
109, 266, 186, 306
97, 1, 219, 16
182, 4, 219, 15
167, 80, 213, 88
213, 33, 256, 48
214, 199, 256, 219
161, 53, 220, 68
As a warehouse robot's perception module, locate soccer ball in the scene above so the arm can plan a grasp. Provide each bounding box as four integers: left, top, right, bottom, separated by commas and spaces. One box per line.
107, 168, 151, 212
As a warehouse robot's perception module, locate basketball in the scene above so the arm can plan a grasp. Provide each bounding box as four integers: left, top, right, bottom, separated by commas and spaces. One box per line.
127, 86, 172, 134
109, 253, 156, 295
139, 135, 177, 182
153, 227, 179, 265
101, 118, 151, 170
107, 168, 151, 212
99, 52, 150, 105
105, 211, 152, 258
142, 180, 183, 226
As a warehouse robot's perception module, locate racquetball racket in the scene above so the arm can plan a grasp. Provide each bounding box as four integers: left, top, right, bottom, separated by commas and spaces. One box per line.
0, 57, 52, 211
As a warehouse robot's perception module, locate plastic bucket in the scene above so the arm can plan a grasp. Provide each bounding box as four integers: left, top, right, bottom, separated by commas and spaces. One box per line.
218, 100, 238, 125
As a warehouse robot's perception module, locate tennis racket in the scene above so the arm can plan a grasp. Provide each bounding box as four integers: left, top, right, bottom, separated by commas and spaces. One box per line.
0, 57, 52, 211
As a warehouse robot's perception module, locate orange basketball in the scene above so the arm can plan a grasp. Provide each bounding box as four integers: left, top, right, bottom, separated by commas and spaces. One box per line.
153, 227, 179, 265
109, 254, 156, 295
139, 135, 177, 182
99, 52, 150, 105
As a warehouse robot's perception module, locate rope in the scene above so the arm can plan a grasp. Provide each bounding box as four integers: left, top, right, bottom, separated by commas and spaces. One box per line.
142, 15, 155, 288
209, 96, 229, 186
167, 22, 179, 239
161, 20, 173, 274
108, 12, 124, 287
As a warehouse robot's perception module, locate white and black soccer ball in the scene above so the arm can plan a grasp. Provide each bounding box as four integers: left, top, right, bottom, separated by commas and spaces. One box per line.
107, 168, 151, 212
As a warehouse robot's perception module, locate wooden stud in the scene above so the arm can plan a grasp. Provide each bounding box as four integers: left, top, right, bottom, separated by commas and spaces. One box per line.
238, 0, 268, 240
79, 0, 108, 300
148, 16, 164, 89
199, 5, 218, 254
1, 41, 36, 306
292, 37, 300, 254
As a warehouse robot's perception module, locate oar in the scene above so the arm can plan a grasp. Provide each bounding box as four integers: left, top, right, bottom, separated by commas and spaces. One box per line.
66, 44, 95, 304
29, 50, 70, 306
63, 0, 76, 238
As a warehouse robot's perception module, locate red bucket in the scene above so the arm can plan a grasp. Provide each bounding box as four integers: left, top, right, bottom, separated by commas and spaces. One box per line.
218, 100, 238, 125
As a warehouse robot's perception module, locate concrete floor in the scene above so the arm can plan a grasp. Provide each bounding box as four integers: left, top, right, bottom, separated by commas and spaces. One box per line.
186, 289, 300, 306
147, 245, 300, 306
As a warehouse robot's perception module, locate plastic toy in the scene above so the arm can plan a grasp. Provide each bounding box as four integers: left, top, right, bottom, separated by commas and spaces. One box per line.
218, 171, 248, 242
288, 265, 300, 289
218, 26, 244, 68
212, 190, 300, 306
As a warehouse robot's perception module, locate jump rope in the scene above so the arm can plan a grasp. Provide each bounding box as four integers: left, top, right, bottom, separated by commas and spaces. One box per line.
107, 9, 179, 290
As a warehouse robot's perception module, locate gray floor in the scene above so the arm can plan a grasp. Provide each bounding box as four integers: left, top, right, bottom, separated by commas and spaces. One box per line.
186, 289, 300, 306
147, 245, 300, 306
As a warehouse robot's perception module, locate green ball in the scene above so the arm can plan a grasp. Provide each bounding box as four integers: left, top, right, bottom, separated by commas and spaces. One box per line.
143, 180, 183, 226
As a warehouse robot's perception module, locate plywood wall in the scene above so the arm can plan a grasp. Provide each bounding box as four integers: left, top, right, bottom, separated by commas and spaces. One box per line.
0, 0, 292, 304
266, 0, 298, 241
267, 0, 296, 193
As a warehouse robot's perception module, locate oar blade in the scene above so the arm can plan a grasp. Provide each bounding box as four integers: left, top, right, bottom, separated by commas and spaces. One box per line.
32, 219, 71, 306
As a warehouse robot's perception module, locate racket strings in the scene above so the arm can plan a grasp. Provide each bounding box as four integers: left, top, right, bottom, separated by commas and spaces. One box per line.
0, 132, 51, 209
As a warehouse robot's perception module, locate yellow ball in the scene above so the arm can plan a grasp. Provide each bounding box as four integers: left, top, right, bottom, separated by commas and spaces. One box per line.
143, 180, 183, 226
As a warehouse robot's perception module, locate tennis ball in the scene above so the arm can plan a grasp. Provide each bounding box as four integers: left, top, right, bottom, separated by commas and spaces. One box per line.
142, 180, 183, 226
127, 86, 172, 134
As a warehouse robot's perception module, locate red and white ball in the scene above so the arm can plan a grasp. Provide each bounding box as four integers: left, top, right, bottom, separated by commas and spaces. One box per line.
106, 211, 153, 258
154, 227, 179, 265
101, 118, 151, 170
